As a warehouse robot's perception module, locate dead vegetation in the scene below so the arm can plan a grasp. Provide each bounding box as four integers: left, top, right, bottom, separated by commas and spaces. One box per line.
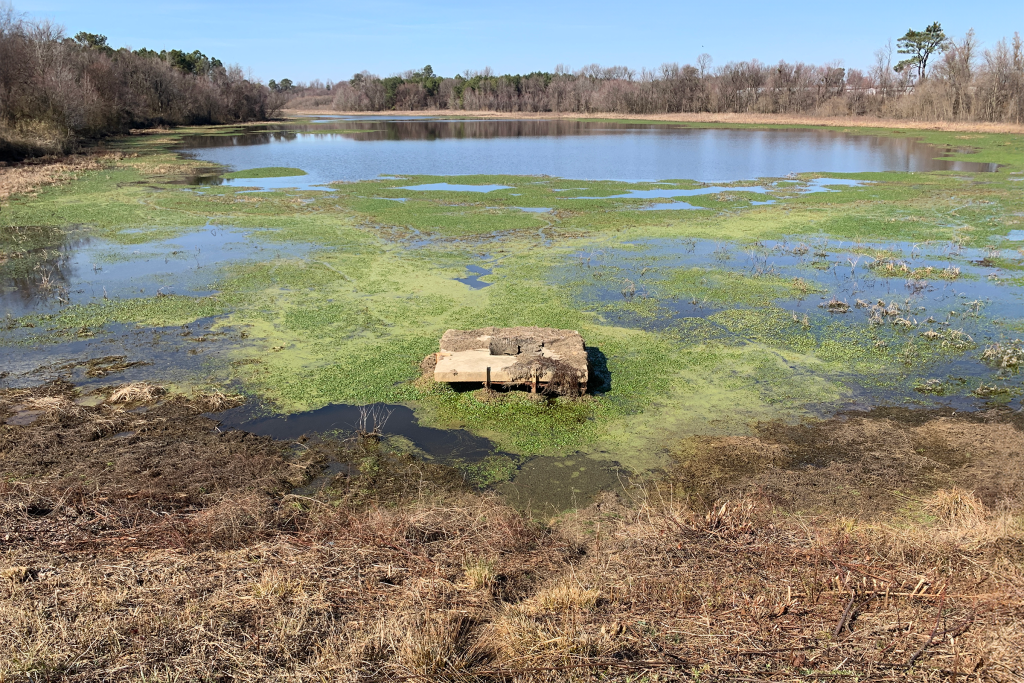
107, 381, 166, 404
508, 356, 587, 397
1, 382, 1022, 681
290, 109, 1024, 135
668, 407, 1024, 517
0, 153, 109, 202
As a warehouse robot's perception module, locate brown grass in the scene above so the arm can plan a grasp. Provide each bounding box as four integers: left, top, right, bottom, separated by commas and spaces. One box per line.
1, 483, 1020, 681
2, 384, 1022, 681
0, 151, 135, 202
288, 108, 1024, 135
107, 381, 166, 404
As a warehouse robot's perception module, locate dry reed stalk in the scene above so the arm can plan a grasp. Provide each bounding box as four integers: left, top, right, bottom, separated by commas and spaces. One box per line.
108, 382, 166, 404
0, 154, 110, 201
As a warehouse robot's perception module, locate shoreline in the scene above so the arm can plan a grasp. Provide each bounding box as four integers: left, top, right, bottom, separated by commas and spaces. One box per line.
285, 108, 1024, 135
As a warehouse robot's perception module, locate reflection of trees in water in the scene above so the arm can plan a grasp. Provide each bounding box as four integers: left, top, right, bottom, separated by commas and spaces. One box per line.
179, 131, 301, 149
180, 121, 997, 172
810, 132, 998, 172
1, 229, 83, 310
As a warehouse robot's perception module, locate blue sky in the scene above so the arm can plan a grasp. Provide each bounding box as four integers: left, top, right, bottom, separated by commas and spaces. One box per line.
17, 1, 1023, 84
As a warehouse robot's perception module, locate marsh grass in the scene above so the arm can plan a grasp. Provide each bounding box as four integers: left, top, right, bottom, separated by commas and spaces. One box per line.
222, 166, 307, 179
2, 124, 1023, 465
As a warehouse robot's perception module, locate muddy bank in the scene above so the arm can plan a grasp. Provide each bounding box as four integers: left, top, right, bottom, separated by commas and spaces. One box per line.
0, 381, 473, 551
3, 380, 1022, 525
2, 388, 1023, 681
670, 406, 1024, 517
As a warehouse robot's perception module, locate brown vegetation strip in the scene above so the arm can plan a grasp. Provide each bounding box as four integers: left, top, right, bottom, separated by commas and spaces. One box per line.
0, 154, 109, 202
291, 109, 1024, 135
1, 382, 1022, 681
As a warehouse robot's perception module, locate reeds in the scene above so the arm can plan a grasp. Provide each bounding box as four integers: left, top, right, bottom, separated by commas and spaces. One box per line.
108, 381, 166, 404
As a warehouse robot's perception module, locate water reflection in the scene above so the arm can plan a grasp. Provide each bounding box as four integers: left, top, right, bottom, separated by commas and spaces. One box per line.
180, 119, 998, 185
0, 227, 316, 319
570, 237, 1024, 411
216, 401, 501, 463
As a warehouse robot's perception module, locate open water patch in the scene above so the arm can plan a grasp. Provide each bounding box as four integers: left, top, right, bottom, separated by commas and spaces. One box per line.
0, 317, 247, 392
215, 401, 503, 464
574, 185, 769, 200
180, 119, 1000, 183
0, 226, 318, 319
456, 264, 493, 289
640, 201, 704, 211
207, 176, 334, 192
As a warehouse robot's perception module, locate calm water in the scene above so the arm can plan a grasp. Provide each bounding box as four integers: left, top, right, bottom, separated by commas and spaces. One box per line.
572, 237, 1024, 412
181, 118, 997, 184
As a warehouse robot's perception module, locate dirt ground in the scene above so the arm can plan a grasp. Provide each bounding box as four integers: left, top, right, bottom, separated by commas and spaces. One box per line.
670, 407, 1024, 518
1, 381, 1023, 681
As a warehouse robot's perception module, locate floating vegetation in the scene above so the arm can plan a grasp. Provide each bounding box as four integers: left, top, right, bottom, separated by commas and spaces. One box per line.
1, 122, 1022, 466
981, 339, 1023, 369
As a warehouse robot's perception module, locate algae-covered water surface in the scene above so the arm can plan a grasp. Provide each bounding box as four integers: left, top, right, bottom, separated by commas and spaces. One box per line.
2, 117, 1022, 503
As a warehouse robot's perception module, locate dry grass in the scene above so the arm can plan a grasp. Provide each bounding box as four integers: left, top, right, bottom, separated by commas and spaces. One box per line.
0, 154, 109, 202
2, 384, 1022, 681
107, 381, 166, 404
289, 108, 1024, 135
1, 483, 1021, 680
189, 389, 245, 412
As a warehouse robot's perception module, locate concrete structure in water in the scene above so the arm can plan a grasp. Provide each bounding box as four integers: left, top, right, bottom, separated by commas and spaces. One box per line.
431, 326, 589, 395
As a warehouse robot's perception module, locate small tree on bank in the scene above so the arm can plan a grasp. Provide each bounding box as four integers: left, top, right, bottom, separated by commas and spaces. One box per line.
895, 22, 949, 81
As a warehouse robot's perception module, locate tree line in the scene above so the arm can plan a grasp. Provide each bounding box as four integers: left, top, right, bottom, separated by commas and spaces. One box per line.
0, 3, 279, 160
282, 25, 1023, 124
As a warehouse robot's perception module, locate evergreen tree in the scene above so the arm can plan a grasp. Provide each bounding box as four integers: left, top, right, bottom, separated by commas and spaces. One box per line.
894, 22, 949, 81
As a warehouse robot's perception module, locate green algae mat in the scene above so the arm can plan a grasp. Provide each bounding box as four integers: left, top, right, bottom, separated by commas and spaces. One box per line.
2, 120, 1022, 477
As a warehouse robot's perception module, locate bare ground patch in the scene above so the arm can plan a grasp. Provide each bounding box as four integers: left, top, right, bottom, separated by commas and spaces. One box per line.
668, 407, 1024, 518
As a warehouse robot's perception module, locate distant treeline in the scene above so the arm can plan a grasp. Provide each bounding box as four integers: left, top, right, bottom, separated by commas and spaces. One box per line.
284, 29, 1024, 124
0, 4, 279, 160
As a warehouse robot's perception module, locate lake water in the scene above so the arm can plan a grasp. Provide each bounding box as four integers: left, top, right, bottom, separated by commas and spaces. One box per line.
181, 118, 997, 184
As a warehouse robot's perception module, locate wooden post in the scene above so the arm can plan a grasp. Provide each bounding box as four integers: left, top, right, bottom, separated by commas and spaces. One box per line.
485, 366, 491, 390
531, 374, 537, 394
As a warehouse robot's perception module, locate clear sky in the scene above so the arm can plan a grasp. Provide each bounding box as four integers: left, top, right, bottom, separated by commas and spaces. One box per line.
16, 0, 1023, 84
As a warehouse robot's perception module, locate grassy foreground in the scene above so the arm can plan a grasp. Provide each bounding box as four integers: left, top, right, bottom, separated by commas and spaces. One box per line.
2, 384, 1023, 682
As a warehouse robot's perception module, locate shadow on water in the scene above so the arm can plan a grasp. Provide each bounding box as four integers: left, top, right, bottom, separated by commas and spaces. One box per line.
215, 401, 502, 464
586, 346, 611, 394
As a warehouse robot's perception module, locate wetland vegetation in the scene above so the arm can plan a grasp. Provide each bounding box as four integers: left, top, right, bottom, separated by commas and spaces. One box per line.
2, 113, 1023, 680
3, 120, 1021, 470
